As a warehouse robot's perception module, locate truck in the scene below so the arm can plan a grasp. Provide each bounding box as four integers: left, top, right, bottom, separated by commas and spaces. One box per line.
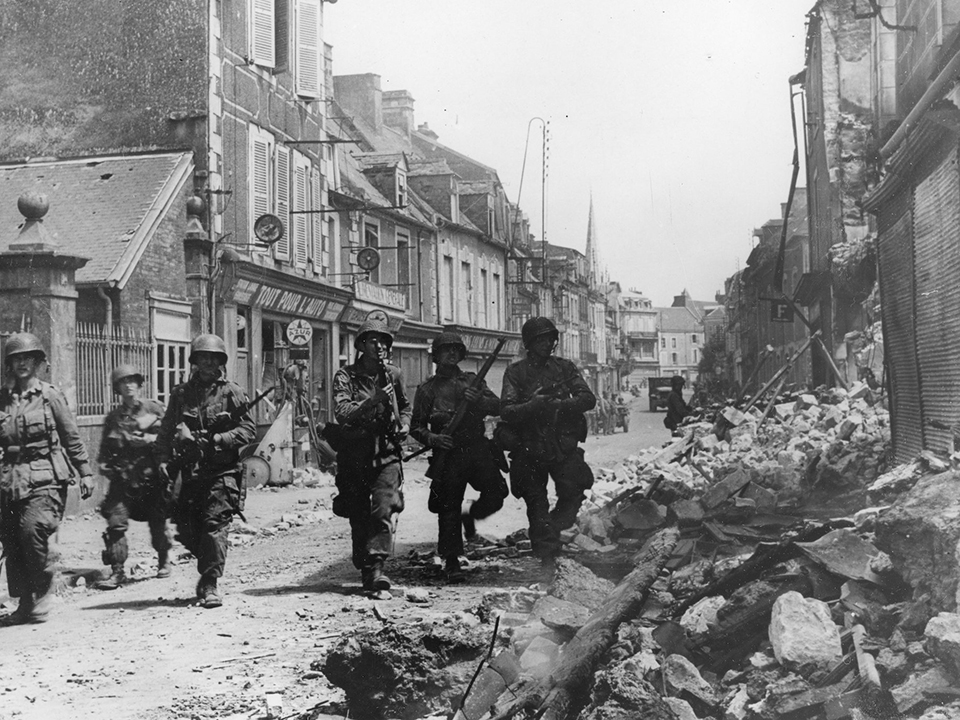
648, 377, 674, 412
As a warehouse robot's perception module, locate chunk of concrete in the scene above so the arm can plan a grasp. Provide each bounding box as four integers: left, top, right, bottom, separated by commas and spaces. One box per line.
924, 612, 960, 679
769, 591, 842, 671
725, 684, 751, 720
518, 635, 559, 679
531, 595, 591, 635
680, 595, 725, 637
665, 697, 698, 720
890, 665, 954, 714
663, 653, 717, 707
549, 557, 616, 612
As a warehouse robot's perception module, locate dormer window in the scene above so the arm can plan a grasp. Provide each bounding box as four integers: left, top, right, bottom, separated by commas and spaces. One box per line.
396, 169, 407, 207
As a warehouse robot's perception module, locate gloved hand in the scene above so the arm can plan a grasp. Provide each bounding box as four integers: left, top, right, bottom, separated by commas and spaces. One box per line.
79, 475, 95, 500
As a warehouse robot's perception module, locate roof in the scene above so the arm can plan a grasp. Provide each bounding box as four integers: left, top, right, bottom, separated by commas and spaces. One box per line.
0, 152, 193, 289
658, 306, 702, 332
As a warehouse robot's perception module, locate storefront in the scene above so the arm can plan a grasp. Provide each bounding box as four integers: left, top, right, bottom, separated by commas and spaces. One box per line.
219, 263, 352, 425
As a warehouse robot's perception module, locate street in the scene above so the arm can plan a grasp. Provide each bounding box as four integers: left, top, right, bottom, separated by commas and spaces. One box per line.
0, 396, 664, 720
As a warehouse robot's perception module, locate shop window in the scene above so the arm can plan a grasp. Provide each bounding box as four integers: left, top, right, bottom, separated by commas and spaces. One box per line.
364, 222, 380, 284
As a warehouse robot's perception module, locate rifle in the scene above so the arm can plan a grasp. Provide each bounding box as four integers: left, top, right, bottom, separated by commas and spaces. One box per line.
168, 385, 276, 476
424, 337, 507, 480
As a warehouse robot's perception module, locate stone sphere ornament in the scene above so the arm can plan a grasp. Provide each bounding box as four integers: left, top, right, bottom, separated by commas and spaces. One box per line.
18, 191, 49, 219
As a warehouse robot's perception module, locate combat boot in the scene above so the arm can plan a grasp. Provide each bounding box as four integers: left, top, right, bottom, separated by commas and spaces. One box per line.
198, 576, 222, 609
444, 556, 466, 584
30, 573, 54, 623
96, 564, 126, 590
0, 593, 34, 626
369, 562, 391, 592
155, 551, 172, 579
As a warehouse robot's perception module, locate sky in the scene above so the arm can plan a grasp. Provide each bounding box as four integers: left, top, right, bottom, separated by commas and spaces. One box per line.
324, 1, 814, 307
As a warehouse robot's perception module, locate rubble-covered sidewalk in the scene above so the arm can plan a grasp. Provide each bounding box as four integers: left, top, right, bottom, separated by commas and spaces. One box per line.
318, 382, 960, 719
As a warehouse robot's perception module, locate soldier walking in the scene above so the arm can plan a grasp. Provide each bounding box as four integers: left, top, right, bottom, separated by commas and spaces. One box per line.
331, 319, 410, 593
0, 333, 94, 625
411, 332, 506, 583
156, 334, 255, 609
500, 317, 596, 579
95, 364, 171, 590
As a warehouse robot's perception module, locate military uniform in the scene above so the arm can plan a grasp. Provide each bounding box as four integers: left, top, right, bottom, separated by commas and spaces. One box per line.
501, 353, 595, 561
332, 359, 410, 577
98, 396, 170, 580
155, 371, 255, 596
411, 365, 506, 563
0, 381, 92, 617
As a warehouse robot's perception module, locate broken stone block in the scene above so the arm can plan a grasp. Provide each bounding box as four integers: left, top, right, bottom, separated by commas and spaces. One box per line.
821, 405, 844, 429
665, 697, 698, 720
531, 595, 591, 635
796, 528, 884, 584
518, 635, 559, 679
775, 402, 796, 420
581, 663, 680, 720
663, 653, 717, 707
891, 665, 955, 714
510, 623, 568, 656
722, 406, 746, 427
874, 471, 960, 612
701, 468, 751, 510
795, 394, 819, 410
487, 650, 521, 685
549, 557, 615, 612
616, 499, 665, 532
476, 588, 543, 621
460, 666, 506, 719
573, 534, 604, 552
769, 591, 842, 672
876, 646, 909, 685
740, 483, 778, 514
668, 498, 705, 526
837, 415, 862, 441
622, 648, 660, 676
680, 595, 725, 637
724, 684, 751, 720
847, 381, 871, 400
924, 612, 960, 679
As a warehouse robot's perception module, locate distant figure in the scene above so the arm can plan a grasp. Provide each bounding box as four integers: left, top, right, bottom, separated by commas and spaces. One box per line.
664, 375, 692, 434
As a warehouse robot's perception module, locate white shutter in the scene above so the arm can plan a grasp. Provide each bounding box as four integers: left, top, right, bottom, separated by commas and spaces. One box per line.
274, 144, 291, 261
295, 0, 320, 98
250, 126, 272, 254
250, 0, 276, 68
310, 166, 326, 274
293, 155, 309, 267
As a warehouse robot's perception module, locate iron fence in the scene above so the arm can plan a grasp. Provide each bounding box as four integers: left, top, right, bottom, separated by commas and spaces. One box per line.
77, 323, 154, 416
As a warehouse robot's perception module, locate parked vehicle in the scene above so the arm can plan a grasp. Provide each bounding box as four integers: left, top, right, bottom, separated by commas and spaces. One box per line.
648, 377, 673, 412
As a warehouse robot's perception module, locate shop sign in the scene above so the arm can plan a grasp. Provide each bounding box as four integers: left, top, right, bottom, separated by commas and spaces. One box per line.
354, 280, 406, 309
286, 319, 313, 346
231, 279, 341, 321
458, 331, 522, 356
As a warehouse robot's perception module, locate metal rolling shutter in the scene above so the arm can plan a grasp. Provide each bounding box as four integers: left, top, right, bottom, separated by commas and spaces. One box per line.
913, 148, 960, 454
877, 195, 922, 461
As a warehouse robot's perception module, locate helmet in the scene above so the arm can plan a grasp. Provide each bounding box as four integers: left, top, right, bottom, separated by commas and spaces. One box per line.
4, 332, 47, 364
189, 334, 228, 365
354, 320, 393, 351
431, 332, 467, 362
671, 375, 686, 388
111, 363, 144, 391
521, 317, 559, 348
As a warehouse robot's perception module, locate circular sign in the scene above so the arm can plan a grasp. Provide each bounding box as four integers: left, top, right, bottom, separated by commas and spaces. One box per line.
356, 246, 381, 271
254, 213, 285, 245
286, 319, 313, 346
365, 309, 389, 324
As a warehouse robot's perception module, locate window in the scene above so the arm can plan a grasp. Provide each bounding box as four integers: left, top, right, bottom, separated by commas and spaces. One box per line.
364, 222, 380, 283
156, 342, 189, 407
292, 152, 310, 267
671, 352, 678, 364
249, 124, 291, 261
294, 0, 322, 97
249, 0, 276, 69
443, 256, 454, 321
461, 261, 472, 324
671, 337, 677, 349
660, 337, 666, 349
693, 349, 699, 362
397, 170, 407, 207
691, 334, 698, 344
397, 233, 410, 309
492, 273, 501, 330
479, 268, 488, 327
311, 167, 328, 275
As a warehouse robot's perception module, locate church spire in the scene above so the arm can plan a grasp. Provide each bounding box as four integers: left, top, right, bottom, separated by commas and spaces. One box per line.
585, 194, 602, 290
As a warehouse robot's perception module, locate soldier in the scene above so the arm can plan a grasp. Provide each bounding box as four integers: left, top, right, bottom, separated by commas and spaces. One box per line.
500, 317, 596, 579
156, 334, 255, 609
95, 364, 171, 590
0, 333, 94, 625
411, 332, 506, 583
331, 319, 411, 593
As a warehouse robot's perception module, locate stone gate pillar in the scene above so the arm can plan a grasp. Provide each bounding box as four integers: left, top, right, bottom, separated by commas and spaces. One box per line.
0, 192, 88, 407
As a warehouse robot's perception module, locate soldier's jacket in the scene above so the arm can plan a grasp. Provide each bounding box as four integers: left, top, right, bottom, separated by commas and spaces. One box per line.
333, 360, 411, 463
500, 356, 596, 461
98, 397, 166, 488
0, 381, 93, 501
155, 373, 256, 477
411, 367, 499, 449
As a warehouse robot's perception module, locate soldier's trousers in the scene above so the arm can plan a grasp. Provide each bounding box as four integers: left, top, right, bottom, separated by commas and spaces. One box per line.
0, 489, 64, 600
335, 456, 403, 570
173, 473, 241, 580
430, 446, 507, 559
510, 448, 594, 559
101, 484, 172, 566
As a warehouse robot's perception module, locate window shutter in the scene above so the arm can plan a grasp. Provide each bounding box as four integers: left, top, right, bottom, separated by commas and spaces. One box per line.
250, 126, 272, 254
295, 0, 320, 98
250, 0, 276, 68
294, 156, 309, 267
274, 0, 289, 73
274, 144, 291, 261
310, 166, 325, 275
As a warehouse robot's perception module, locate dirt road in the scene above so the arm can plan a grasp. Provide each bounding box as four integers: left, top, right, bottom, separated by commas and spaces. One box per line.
0, 396, 666, 720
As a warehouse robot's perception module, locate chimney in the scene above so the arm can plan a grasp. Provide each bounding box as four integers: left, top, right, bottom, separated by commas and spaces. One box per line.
382, 90, 415, 138
417, 122, 438, 141
333, 73, 382, 129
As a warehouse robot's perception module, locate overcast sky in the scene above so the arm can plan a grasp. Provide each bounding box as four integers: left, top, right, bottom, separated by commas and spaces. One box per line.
324, 1, 813, 307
